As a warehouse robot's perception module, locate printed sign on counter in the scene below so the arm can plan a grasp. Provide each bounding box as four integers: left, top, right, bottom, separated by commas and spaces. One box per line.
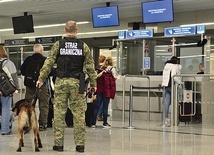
144, 57, 150, 69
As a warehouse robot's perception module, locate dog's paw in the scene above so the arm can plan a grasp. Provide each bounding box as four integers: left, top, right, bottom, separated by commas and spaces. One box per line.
35, 148, 40, 152
38, 144, 43, 148
17, 148, 21, 152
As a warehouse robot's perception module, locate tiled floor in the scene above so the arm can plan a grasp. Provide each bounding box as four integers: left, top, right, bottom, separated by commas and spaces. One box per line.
1, 118, 214, 155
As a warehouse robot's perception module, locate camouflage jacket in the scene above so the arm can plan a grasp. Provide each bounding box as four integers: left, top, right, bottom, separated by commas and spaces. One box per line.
38, 36, 97, 87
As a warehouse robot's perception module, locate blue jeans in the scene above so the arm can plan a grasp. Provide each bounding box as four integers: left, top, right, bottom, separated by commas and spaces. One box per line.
0, 96, 12, 134
98, 102, 103, 116
92, 92, 110, 125
164, 87, 171, 118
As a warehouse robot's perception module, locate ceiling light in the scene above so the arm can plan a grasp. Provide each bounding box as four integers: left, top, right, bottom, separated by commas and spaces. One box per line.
0, 28, 13, 32
22, 34, 63, 39
22, 29, 126, 39
179, 55, 206, 59
35, 24, 65, 29
180, 22, 214, 27
77, 21, 90, 25
0, 21, 89, 31
78, 30, 124, 35
0, 0, 15, 3
35, 21, 89, 29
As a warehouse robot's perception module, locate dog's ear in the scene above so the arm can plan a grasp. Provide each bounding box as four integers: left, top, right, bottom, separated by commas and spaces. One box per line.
12, 106, 16, 112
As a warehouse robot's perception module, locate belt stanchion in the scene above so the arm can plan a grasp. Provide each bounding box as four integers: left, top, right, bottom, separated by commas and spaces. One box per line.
124, 85, 162, 129
174, 84, 178, 126
122, 75, 150, 128
122, 75, 126, 128
147, 84, 150, 122
162, 86, 166, 126
124, 85, 136, 129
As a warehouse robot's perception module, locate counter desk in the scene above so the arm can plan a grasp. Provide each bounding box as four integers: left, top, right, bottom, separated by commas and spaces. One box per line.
112, 75, 205, 123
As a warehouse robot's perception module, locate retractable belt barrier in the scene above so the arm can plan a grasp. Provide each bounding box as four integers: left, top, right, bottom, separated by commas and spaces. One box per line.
125, 84, 163, 129
131, 86, 162, 90
122, 75, 150, 128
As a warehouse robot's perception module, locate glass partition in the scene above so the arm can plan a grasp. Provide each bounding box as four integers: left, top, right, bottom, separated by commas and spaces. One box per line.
117, 38, 173, 75
116, 35, 204, 76
6, 46, 22, 72
206, 35, 214, 77
5, 44, 53, 72
118, 40, 144, 75
154, 45, 174, 72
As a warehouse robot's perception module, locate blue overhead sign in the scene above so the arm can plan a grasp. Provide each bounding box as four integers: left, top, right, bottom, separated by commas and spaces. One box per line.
196, 25, 206, 34
118, 31, 126, 39
35, 36, 62, 44
164, 26, 196, 36
126, 29, 153, 39
5, 39, 29, 45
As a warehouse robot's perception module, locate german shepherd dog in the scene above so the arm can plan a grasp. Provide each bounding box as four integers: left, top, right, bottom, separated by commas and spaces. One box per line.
12, 99, 42, 152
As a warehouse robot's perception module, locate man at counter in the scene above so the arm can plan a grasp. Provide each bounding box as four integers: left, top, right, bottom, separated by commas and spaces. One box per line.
197, 63, 204, 74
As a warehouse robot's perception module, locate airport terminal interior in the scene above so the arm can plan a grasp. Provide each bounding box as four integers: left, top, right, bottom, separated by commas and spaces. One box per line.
1, 0, 214, 155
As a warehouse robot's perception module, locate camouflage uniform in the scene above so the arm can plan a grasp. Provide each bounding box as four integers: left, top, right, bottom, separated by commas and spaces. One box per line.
38, 36, 97, 147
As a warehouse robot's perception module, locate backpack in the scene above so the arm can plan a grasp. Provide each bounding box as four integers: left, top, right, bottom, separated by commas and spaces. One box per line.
24, 57, 43, 87
0, 59, 16, 96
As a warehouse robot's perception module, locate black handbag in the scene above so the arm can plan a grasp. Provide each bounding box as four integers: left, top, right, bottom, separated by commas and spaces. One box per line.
0, 60, 16, 96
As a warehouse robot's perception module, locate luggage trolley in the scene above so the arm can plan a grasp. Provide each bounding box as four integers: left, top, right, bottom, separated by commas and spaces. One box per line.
177, 81, 196, 124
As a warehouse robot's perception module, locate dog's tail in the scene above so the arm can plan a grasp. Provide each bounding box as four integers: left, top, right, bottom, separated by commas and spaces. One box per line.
24, 106, 32, 134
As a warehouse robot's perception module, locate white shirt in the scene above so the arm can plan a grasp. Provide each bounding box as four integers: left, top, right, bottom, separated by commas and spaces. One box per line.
162, 63, 182, 87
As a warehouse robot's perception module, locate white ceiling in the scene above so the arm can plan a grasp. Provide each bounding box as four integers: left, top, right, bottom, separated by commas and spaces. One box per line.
1, 0, 214, 41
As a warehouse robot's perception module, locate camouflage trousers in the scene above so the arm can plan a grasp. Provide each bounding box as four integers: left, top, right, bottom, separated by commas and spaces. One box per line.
53, 77, 86, 146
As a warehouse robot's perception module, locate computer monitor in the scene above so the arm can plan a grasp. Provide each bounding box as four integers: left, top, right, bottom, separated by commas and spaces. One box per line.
141, 0, 174, 24
91, 5, 120, 28
12, 15, 34, 34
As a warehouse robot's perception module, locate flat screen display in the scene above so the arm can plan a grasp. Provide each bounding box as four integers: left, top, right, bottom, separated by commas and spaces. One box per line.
12, 15, 34, 34
91, 5, 119, 28
141, 0, 174, 24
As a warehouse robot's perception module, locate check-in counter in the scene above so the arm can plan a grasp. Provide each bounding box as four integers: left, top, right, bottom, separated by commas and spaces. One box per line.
112, 75, 205, 123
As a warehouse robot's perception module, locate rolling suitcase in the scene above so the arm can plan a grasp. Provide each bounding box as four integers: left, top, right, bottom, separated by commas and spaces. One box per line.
178, 82, 193, 124
179, 102, 191, 124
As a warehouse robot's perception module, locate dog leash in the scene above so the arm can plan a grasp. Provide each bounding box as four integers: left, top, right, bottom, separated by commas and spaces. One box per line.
31, 88, 39, 106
